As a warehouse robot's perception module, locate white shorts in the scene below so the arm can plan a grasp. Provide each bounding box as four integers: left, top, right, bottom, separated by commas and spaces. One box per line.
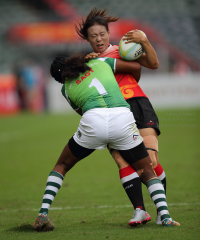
73, 107, 143, 150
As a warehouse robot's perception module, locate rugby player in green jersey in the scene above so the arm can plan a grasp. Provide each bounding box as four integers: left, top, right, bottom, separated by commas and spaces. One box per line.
34, 56, 180, 231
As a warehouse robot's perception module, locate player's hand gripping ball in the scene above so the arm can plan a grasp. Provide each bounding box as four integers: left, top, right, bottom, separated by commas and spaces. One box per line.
119, 30, 146, 61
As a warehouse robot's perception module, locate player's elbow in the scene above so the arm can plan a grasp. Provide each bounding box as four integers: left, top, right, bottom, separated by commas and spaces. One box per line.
152, 61, 159, 69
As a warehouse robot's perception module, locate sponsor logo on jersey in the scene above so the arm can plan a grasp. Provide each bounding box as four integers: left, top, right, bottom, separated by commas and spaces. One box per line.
76, 68, 94, 85
133, 135, 138, 140
147, 120, 154, 125
89, 63, 98, 66
77, 130, 82, 138
124, 184, 133, 190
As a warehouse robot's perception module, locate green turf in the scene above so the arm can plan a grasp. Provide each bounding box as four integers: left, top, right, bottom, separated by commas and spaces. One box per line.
0, 109, 200, 240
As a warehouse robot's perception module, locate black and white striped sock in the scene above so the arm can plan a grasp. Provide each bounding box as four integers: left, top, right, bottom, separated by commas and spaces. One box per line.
39, 171, 64, 215
146, 178, 170, 221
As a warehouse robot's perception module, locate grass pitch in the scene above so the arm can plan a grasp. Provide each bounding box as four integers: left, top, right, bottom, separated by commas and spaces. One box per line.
0, 109, 200, 240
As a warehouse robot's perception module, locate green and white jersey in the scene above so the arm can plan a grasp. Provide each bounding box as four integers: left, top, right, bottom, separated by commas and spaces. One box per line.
61, 57, 129, 114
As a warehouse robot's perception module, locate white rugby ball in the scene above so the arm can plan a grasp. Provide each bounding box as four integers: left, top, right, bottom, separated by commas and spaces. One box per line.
119, 31, 146, 61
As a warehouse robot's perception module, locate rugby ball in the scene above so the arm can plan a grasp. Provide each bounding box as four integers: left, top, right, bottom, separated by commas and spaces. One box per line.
119, 31, 146, 61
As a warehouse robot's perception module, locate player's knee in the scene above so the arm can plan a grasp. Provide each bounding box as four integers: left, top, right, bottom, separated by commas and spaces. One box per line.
137, 168, 144, 177
143, 135, 158, 168
143, 135, 158, 152
147, 150, 158, 168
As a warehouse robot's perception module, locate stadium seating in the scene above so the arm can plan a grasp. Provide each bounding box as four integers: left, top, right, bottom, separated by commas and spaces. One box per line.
0, 0, 200, 74
67, 0, 200, 65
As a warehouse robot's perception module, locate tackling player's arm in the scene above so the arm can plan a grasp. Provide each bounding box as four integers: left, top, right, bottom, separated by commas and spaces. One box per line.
85, 53, 141, 83
115, 59, 141, 82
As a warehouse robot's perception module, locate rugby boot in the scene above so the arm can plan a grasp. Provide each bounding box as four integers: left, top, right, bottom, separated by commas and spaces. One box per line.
34, 213, 54, 231
129, 208, 151, 227
162, 218, 180, 226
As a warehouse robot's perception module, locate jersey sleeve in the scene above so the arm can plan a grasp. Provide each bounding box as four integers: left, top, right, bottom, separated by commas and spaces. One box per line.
97, 57, 116, 72
61, 85, 79, 111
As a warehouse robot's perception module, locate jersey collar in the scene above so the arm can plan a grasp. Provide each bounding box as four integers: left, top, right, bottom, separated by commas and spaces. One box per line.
100, 44, 112, 54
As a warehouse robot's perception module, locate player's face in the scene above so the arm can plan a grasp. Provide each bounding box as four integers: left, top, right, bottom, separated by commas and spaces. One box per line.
87, 24, 110, 53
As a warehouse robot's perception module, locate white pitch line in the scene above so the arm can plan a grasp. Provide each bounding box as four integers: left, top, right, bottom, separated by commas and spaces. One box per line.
0, 202, 199, 213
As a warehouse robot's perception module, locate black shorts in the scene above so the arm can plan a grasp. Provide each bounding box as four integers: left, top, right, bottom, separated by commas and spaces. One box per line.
68, 137, 95, 160
69, 137, 148, 164
126, 97, 161, 136
118, 142, 149, 165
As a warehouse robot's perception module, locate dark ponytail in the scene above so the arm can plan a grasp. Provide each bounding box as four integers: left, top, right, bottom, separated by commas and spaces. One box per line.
50, 56, 90, 83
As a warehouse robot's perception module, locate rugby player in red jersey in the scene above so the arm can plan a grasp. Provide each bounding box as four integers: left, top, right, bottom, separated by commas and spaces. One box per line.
75, 7, 167, 226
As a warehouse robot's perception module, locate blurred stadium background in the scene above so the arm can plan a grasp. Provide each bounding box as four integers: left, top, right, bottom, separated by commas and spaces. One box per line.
0, 0, 200, 114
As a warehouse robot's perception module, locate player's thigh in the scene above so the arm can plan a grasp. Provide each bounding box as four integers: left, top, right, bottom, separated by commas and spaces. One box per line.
139, 127, 158, 138
109, 149, 130, 169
